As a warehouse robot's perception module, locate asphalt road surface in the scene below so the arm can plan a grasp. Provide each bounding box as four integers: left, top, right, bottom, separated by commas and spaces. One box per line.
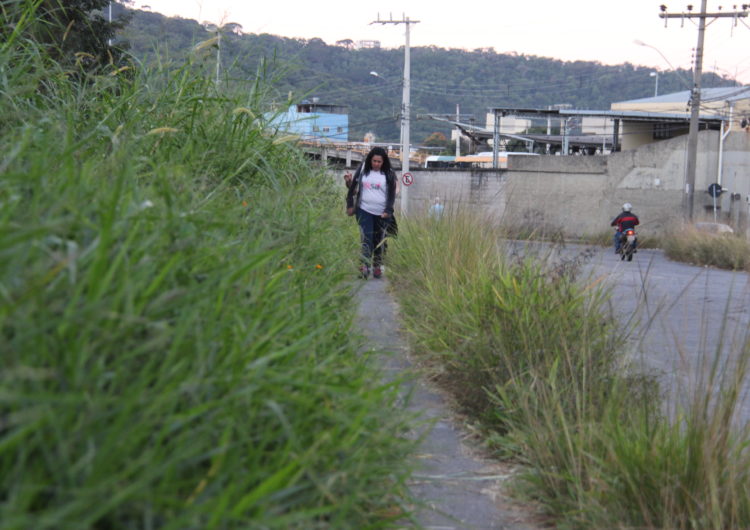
518, 242, 750, 423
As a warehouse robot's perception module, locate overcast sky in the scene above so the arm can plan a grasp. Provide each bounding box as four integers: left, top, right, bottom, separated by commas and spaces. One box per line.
135, 0, 750, 83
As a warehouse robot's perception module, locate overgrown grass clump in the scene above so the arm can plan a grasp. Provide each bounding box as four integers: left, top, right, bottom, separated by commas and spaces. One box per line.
389, 211, 750, 528
664, 225, 750, 271
0, 35, 412, 528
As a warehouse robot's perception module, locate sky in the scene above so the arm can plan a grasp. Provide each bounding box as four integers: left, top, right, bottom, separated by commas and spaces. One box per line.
133, 0, 750, 84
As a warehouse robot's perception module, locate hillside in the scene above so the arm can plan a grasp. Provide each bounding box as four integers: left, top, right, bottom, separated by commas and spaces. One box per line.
120, 8, 735, 144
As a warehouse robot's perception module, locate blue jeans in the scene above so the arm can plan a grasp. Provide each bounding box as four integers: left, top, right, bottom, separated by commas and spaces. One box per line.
356, 208, 388, 267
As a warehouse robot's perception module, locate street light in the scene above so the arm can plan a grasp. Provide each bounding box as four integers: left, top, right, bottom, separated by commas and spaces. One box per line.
369, 71, 403, 150
650, 71, 660, 97
634, 39, 691, 89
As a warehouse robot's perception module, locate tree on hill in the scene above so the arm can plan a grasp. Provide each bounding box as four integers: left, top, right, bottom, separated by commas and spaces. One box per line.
423, 132, 449, 146
120, 8, 738, 143
3, 0, 132, 70
420, 132, 453, 155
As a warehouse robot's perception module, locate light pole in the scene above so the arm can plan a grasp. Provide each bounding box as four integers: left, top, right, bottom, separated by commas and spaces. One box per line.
369, 71, 401, 147
649, 71, 659, 97
371, 14, 419, 216
203, 23, 221, 85
203, 23, 233, 87
107, 1, 113, 46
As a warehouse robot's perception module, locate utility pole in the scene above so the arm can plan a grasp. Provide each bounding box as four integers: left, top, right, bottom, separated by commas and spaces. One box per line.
216, 30, 222, 86
659, 2, 748, 222
371, 13, 420, 215
455, 104, 460, 157
492, 110, 499, 168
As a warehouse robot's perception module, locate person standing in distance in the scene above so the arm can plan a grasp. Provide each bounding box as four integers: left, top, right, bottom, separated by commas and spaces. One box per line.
429, 196, 444, 219
346, 146, 396, 279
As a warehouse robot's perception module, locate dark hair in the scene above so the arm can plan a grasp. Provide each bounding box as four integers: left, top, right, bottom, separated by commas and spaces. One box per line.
363, 146, 392, 175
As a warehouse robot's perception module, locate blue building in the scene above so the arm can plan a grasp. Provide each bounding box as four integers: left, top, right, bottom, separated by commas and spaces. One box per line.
270, 100, 349, 142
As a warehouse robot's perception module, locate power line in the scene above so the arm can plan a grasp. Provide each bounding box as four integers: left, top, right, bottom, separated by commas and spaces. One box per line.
660, 2, 749, 222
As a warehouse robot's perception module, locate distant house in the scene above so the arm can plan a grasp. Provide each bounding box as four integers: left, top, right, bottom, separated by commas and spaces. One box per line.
355, 40, 380, 49
484, 113, 531, 135
269, 100, 349, 142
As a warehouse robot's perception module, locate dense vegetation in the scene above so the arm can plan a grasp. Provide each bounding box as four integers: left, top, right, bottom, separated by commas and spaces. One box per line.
0, 5, 414, 527
389, 211, 750, 528
2, 0, 130, 70
119, 8, 737, 145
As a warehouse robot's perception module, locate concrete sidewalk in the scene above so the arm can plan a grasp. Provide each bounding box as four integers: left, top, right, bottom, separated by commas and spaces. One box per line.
355, 277, 540, 529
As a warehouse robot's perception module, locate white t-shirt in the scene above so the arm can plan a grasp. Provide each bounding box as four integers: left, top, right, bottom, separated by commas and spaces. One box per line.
359, 170, 387, 215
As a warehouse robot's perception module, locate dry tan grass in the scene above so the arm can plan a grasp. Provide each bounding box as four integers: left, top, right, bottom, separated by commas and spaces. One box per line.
664, 225, 750, 271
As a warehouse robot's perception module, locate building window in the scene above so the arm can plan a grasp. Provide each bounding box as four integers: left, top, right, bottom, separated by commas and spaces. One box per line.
312, 125, 320, 132
337, 126, 344, 133
322, 126, 330, 133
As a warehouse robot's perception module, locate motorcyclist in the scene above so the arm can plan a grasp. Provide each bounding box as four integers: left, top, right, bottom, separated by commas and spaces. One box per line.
611, 203, 640, 253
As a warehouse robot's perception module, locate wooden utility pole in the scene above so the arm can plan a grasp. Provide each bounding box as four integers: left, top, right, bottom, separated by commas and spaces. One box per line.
659, 3, 748, 222
371, 13, 420, 215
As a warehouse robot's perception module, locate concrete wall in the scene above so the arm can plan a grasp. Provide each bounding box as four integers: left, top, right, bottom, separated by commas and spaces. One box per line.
621, 121, 656, 151
332, 130, 750, 238
582, 116, 614, 135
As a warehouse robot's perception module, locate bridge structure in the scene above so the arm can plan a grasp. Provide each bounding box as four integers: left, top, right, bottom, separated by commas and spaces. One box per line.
300, 140, 423, 169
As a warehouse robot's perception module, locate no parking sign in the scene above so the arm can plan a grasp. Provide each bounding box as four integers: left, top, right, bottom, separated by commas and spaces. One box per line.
402, 172, 414, 186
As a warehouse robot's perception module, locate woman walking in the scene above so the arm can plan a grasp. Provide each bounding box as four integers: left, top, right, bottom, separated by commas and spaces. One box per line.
346, 146, 397, 279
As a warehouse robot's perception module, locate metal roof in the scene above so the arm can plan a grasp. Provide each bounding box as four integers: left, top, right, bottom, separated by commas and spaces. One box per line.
488, 107, 725, 123
613, 86, 750, 105
561, 109, 725, 122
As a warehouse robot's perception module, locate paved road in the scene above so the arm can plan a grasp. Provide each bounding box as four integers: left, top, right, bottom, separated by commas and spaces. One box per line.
355, 278, 541, 529
518, 242, 750, 422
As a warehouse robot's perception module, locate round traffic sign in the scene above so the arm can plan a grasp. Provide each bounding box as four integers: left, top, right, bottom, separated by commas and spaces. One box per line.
402, 172, 414, 186
708, 183, 723, 198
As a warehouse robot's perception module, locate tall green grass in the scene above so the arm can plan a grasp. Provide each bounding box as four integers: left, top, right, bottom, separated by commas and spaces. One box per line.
389, 210, 750, 528
0, 30, 413, 528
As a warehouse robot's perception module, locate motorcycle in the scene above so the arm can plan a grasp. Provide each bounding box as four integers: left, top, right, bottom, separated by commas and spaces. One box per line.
618, 228, 637, 261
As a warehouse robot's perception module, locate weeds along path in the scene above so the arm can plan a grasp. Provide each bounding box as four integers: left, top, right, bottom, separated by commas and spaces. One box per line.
354, 278, 540, 529
517, 241, 750, 422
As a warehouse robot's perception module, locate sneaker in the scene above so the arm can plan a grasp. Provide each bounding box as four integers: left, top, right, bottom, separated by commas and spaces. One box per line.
373, 266, 382, 278
359, 265, 370, 279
